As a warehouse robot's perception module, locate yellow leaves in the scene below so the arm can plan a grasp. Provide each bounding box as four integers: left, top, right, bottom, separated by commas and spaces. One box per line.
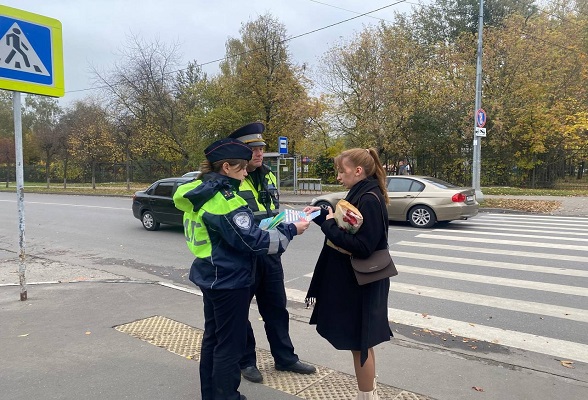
480, 199, 561, 213
558, 360, 575, 369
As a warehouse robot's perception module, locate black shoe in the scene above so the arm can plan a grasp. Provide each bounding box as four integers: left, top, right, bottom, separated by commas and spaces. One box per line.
240, 396, 247, 400
275, 360, 316, 374
241, 365, 263, 383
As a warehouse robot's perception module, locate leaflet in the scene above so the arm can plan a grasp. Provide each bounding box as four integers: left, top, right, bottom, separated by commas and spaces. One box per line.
259, 209, 321, 230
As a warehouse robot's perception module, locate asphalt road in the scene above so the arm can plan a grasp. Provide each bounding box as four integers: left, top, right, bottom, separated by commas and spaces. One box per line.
1, 192, 587, 388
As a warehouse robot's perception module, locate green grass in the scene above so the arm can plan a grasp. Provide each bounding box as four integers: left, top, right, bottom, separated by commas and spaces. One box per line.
481, 186, 588, 196
1, 181, 587, 197
0, 182, 146, 197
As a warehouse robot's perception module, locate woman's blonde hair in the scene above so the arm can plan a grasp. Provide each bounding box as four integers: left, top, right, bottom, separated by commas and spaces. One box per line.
334, 148, 389, 204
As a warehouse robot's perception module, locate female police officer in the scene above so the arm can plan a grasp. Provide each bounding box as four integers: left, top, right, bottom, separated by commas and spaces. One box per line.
173, 138, 309, 400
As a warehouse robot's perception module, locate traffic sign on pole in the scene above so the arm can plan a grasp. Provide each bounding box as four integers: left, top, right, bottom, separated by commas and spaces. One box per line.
0, 5, 64, 97
476, 108, 487, 128
278, 136, 288, 154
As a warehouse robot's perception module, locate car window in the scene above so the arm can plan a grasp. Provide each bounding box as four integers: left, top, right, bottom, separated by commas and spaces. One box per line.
421, 177, 458, 189
388, 178, 424, 192
153, 181, 174, 198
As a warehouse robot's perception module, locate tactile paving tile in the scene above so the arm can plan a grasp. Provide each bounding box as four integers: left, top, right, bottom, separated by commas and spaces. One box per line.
150, 327, 203, 359
115, 315, 434, 400
392, 391, 430, 400
255, 349, 330, 394
114, 315, 192, 339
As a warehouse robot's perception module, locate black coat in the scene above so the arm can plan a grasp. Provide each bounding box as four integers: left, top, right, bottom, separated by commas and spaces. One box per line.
306, 178, 392, 365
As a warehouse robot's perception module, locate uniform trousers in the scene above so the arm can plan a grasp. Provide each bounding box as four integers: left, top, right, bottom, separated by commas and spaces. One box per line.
239, 254, 298, 368
200, 287, 250, 400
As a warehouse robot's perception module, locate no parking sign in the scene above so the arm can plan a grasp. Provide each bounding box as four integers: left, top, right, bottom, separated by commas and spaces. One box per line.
476, 108, 487, 128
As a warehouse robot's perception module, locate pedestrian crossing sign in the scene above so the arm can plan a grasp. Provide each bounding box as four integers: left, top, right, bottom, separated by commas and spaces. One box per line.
0, 5, 64, 97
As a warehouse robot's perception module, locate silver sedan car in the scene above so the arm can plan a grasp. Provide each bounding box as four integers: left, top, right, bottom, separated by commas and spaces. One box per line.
309, 175, 479, 228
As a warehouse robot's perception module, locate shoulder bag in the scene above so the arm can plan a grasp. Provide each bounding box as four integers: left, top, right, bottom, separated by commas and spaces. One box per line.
350, 192, 398, 285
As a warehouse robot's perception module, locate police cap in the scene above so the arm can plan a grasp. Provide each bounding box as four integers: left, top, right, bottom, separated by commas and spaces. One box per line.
204, 138, 253, 163
228, 122, 266, 147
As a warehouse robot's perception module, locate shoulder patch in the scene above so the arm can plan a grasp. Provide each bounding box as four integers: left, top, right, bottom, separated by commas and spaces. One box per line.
233, 212, 252, 230
222, 188, 236, 199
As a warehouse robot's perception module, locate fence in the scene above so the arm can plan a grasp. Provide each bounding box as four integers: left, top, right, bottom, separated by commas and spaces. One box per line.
297, 178, 322, 194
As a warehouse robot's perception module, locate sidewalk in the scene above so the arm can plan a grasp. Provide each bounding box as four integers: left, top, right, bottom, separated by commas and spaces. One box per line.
2, 277, 586, 400
0, 280, 430, 400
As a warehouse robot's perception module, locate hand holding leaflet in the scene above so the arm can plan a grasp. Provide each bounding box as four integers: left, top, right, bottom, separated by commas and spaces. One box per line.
259, 209, 321, 230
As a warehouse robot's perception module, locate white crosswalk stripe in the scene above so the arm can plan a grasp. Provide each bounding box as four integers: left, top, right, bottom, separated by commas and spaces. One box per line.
397, 264, 588, 296
396, 241, 588, 263
292, 213, 588, 364
416, 233, 588, 251
392, 250, 588, 277
285, 287, 588, 364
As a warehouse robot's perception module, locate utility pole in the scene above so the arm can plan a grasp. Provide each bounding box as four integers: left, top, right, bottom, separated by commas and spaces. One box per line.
472, 0, 485, 201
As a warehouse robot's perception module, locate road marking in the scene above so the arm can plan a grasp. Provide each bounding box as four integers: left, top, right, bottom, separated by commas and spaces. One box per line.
416, 233, 588, 251
430, 228, 588, 243
391, 250, 588, 277
0, 199, 127, 210
391, 308, 588, 364
396, 265, 588, 296
482, 213, 588, 222
284, 288, 588, 364
392, 283, 588, 322
469, 219, 588, 232
457, 225, 588, 236
396, 241, 588, 263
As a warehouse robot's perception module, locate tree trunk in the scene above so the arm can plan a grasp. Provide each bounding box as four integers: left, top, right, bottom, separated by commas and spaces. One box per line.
92, 161, 96, 190
45, 158, 51, 189
63, 156, 68, 189
125, 146, 131, 190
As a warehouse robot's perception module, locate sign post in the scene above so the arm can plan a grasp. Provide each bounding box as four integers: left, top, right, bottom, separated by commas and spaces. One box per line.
0, 5, 64, 300
471, 0, 485, 201
278, 136, 288, 154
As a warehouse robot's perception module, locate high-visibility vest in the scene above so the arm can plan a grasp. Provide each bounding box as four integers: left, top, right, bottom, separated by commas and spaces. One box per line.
238, 166, 279, 222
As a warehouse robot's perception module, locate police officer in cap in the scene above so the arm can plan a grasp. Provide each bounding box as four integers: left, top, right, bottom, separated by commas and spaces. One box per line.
229, 122, 317, 382
173, 138, 310, 400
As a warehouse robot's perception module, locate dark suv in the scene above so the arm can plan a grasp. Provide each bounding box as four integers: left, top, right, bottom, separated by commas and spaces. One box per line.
132, 177, 194, 230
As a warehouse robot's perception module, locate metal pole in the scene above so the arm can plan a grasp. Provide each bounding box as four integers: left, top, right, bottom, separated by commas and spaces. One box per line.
472, 0, 485, 201
13, 91, 27, 301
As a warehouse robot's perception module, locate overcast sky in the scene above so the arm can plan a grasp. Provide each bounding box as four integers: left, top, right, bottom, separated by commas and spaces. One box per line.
1, 0, 424, 106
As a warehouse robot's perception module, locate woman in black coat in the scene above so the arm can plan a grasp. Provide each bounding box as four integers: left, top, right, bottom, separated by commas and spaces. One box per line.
304, 148, 392, 400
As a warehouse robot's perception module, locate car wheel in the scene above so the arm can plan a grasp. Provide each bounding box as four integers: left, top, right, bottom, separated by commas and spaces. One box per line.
314, 200, 334, 211
142, 210, 160, 231
408, 205, 436, 228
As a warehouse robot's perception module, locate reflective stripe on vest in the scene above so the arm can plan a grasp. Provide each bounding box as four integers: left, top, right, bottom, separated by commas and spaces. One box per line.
182, 191, 248, 258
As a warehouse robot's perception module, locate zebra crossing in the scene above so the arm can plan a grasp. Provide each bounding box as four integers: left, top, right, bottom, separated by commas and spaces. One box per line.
286, 213, 588, 364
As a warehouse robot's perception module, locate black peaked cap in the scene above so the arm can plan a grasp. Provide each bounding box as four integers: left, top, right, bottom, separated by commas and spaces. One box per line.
204, 138, 253, 163
228, 122, 266, 147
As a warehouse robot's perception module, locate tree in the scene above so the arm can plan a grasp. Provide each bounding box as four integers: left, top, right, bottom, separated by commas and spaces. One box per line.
25, 95, 63, 187
482, 10, 588, 186
65, 100, 117, 189
410, 0, 537, 45
220, 13, 312, 153
93, 35, 190, 168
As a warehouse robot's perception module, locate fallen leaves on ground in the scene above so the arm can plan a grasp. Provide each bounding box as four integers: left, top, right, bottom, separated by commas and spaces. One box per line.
559, 360, 575, 369
481, 199, 561, 213
472, 386, 485, 392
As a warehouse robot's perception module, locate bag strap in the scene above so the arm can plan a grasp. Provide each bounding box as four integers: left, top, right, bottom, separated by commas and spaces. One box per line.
365, 191, 388, 241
